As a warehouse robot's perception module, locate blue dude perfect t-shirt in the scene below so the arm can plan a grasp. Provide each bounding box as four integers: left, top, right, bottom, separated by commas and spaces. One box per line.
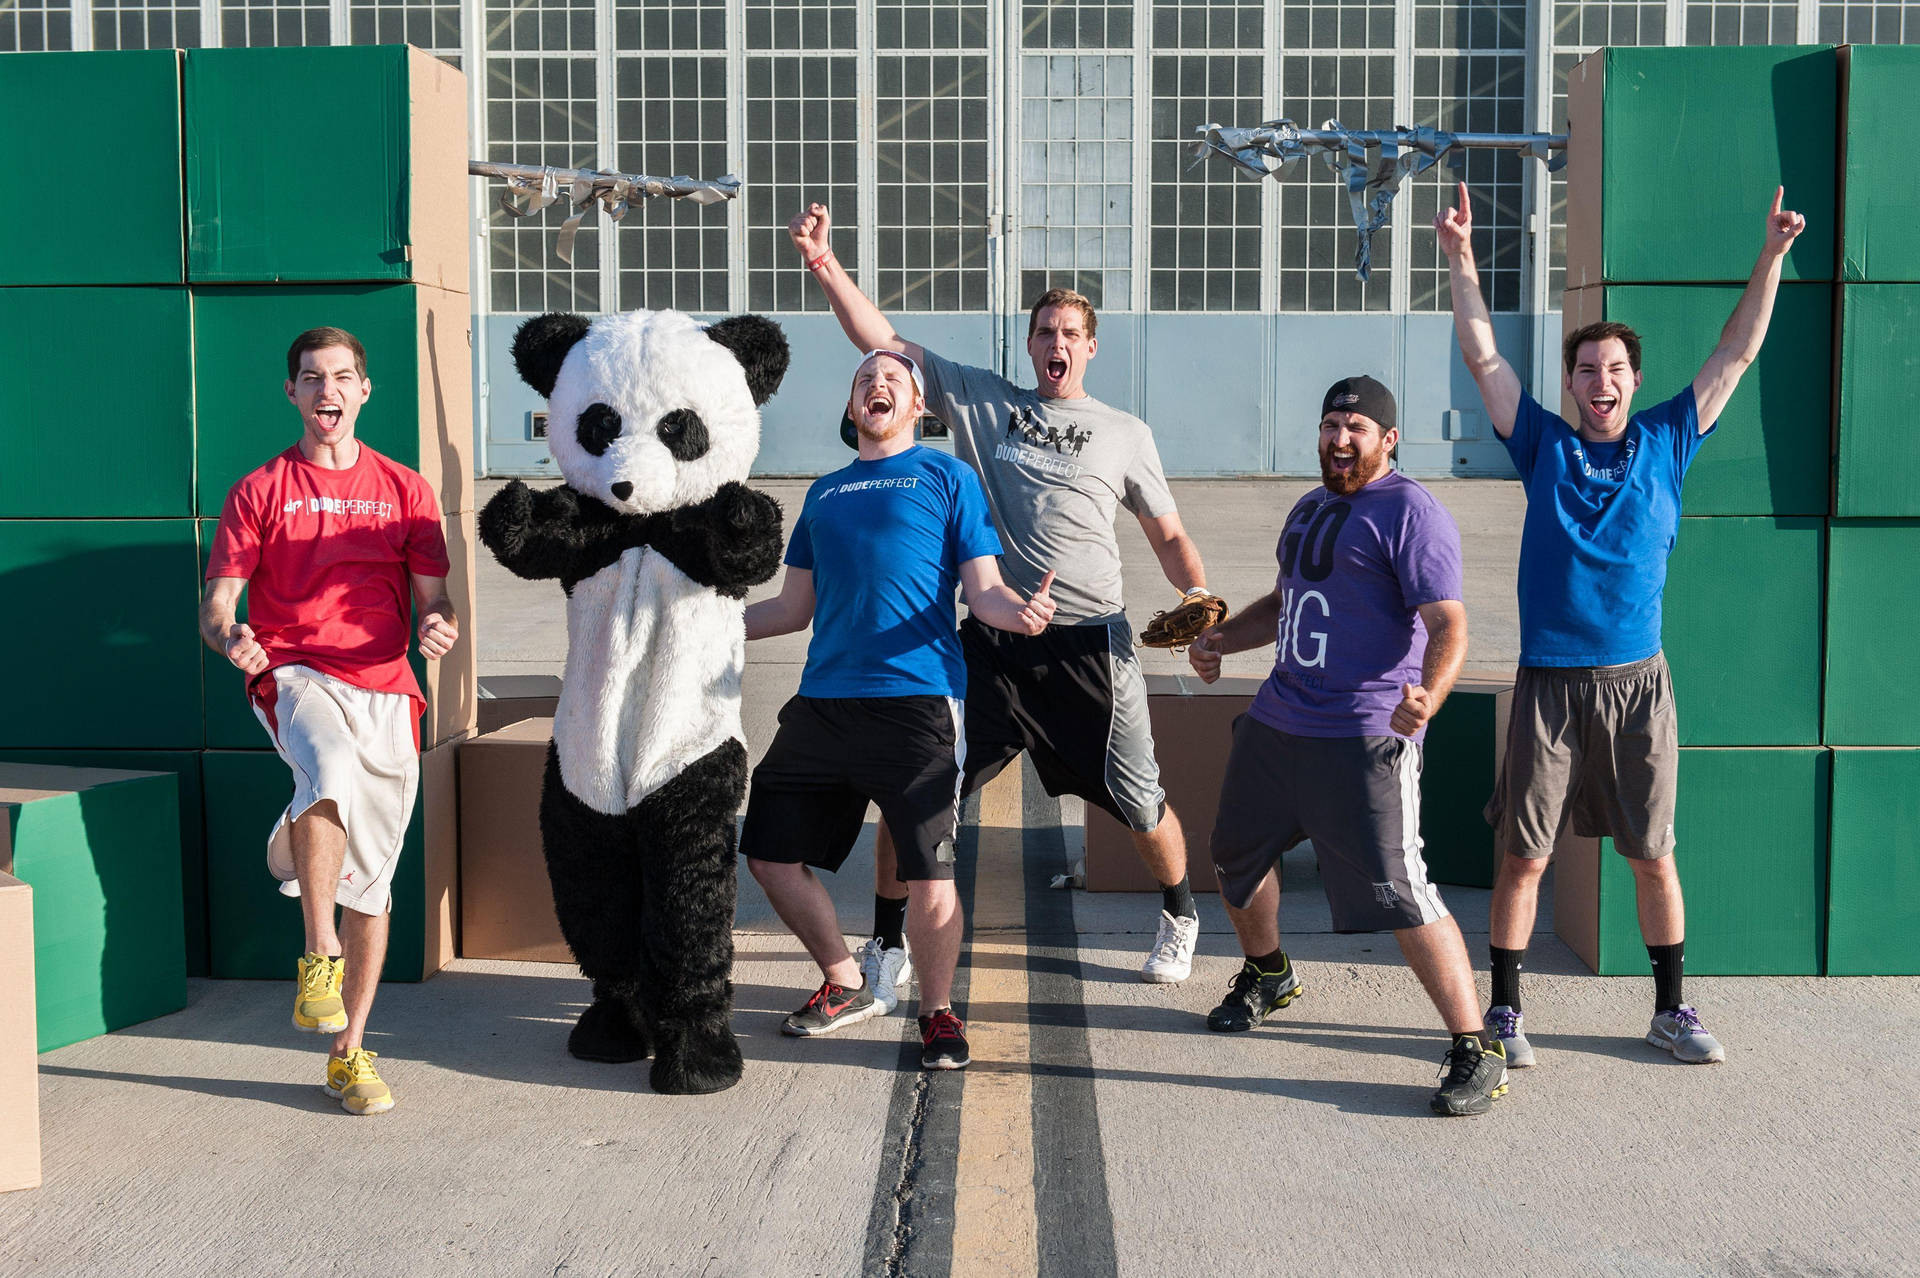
1248, 471, 1464, 742
785, 445, 1003, 699
1504, 386, 1713, 667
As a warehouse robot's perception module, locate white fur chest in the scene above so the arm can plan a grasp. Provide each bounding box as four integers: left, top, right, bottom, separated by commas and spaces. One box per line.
553, 545, 745, 815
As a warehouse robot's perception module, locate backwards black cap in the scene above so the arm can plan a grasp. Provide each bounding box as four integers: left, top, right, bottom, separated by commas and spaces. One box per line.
1320, 375, 1396, 433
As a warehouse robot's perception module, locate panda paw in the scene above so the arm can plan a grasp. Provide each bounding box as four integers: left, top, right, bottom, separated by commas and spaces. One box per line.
682, 483, 784, 595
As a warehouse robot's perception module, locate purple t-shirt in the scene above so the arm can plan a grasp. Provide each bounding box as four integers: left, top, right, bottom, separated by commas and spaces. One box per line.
1248, 471, 1464, 741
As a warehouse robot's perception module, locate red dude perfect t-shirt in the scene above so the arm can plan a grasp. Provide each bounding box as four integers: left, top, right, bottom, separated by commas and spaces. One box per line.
207, 444, 451, 732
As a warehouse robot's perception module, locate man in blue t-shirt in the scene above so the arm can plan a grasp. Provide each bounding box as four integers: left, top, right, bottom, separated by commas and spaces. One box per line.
741, 349, 1056, 1072
1437, 182, 1806, 1068
1189, 376, 1508, 1117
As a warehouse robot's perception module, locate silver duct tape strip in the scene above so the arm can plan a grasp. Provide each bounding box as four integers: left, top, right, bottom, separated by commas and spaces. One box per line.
1189, 119, 1567, 282
471, 162, 742, 265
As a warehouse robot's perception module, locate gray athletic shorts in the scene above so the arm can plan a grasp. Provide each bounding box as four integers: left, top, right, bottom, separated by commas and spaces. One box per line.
1484, 652, 1678, 861
1210, 714, 1450, 933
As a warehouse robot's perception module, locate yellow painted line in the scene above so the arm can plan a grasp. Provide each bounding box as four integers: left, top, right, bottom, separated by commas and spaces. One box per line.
950, 764, 1038, 1275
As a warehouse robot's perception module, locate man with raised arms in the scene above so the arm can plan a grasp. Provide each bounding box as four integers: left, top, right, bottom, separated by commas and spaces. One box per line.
788, 203, 1214, 994
1436, 182, 1805, 1066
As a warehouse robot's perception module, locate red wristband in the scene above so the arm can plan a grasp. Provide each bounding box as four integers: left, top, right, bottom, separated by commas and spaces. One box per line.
805, 251, 834, 272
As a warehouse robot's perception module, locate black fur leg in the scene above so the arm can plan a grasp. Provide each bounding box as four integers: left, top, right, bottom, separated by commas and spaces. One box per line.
633, 739, 749, 1095
568, 980, 653, 1063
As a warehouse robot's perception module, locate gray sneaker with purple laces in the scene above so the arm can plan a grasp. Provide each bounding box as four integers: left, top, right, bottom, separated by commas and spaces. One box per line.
1647, 1004, 1727, 1063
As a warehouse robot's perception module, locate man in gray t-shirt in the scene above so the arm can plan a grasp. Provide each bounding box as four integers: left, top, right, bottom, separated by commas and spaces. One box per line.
790, 201, 1216, 984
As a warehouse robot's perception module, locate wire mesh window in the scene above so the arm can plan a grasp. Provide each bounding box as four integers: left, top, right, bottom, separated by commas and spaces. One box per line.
1020, 0, 1132, 49
485, 56, 602, 312
613, 55, 730, 313
879, 0, 989, 48
1019, 54, 1134, 311
875, 54, 991, 311
1819, 1, 1920, 39
1149, 53, 1264, 311
1685, 0, 1799, 42
221, 0, 328, 46
1409, 2, 1527, 313
744, 56, 859, 312
92, 0, 201, 48
349, 0, 462, 55
744, 0, 853, 50
1275, 48, 1395, 312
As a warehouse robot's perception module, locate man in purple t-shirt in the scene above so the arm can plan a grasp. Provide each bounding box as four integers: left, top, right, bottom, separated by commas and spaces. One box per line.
1188, 376, 1507, 1117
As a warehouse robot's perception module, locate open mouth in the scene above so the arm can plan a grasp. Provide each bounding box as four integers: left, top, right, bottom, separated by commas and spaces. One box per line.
1046, 357, 1067, 382
315, 405, 343, 430
1588, 395, 1618, 418
864, 391, 895, 417
1328, 448, 1357, 472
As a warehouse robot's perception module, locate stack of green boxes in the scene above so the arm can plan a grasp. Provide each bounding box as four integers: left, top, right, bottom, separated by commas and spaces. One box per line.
0, 45, 476, 1004
1558, 44, 1916, 977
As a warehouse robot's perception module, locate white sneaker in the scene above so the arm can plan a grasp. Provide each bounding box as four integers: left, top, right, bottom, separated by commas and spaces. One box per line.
856, 937, 914, 1016
1140, 910, 1199, 984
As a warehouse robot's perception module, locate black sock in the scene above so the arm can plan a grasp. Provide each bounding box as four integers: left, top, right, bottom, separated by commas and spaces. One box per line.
1248, 948, 1289, 976
1490, 946, 1526, 1013
1160, 875, 1197, 920
1648, 941, 1685, 1013
873, 894, 908, 952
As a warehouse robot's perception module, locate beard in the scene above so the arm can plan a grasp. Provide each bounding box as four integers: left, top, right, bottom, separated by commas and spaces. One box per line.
1319, 441, 1389, 495
853, 404, 916, 443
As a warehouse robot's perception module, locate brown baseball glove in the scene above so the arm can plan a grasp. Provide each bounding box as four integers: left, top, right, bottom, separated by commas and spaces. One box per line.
1137, 590, 1229, 650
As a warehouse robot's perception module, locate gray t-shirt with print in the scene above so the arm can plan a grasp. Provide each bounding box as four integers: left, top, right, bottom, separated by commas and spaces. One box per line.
919, 350, 1177, 624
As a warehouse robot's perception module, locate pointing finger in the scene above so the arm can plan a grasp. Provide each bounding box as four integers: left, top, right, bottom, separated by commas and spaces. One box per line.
1770, 185, 1783, 216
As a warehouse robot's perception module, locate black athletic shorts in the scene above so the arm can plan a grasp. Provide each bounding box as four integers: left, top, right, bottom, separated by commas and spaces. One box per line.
739, 694, 965, 882
959, 616, 1166, 831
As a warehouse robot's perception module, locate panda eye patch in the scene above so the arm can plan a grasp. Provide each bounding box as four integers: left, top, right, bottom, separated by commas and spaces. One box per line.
655, 408, 710, 461
576, 403, 622, 456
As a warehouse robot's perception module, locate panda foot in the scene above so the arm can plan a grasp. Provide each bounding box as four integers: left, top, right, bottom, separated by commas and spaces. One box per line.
649, 1017, 743, 1095
568, 996, 652, 1064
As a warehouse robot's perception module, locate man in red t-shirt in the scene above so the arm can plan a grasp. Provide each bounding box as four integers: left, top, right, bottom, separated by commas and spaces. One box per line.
199, 326, 459, 1116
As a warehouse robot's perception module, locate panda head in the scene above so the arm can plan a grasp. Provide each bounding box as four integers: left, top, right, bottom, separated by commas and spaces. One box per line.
513, 309, 789, 514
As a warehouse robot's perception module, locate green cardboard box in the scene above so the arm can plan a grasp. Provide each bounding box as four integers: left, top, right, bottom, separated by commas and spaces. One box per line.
1833, 285, 1920, 517
185, 45, 468, 290
190, 282, 473, 521
201, 740, 458, 983
1419, 677, 1510, 889
0, 520, 203, 749
1839, 46, 1920, 283
1824, 519, 1920, 745
0, 51, 184, 285
0, 750, 206, 978
1561, 284, 1832, 517
0, 764, 187, 1051
1826, 748, 1920, 975
1555, 748, 1827, 975
1662, 517, 1824, 746
0, 288, 195, 517
1564, 46, 1836, 286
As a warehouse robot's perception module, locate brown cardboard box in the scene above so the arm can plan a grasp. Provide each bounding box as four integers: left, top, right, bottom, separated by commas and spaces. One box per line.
406, 46, 472, 297
477, 674, 563, 735
1084, 675, 1264, 892
416, 283, 476, 518
418, 732, 464, 977
422, 509, 480, 750
458, 718, 572, 962
0, 872, 40, 1193
1550, 828, 1605, 974
1562, 52, 1603, 291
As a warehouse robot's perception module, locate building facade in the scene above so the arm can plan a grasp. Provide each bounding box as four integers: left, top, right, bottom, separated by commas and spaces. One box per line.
6, 0, 1914, 475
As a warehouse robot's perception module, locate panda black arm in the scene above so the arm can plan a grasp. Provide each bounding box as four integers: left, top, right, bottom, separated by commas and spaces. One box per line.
651, 482, 786, 599
478, 480, 599, 582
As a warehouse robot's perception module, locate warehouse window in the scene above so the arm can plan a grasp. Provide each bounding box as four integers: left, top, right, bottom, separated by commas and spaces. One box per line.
744, 55, 860, 312
92, 0, 202, 48
349, 0, 461, 56
1275, 41, 1395, 313
0, 0, 71, 48
221, 0, 328, 46
1148, 50, 1264, 311
880, 0, 989, 47
484, 56, 601, 312
874, 52, 991, 311
1819, 1, 1920, 39
612, 53, 730, 313
1685, 0, 1798, 43
1019, 52, 1134, 311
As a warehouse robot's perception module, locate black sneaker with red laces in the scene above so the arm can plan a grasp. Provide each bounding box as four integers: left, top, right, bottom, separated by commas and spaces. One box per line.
781, 979, 880, 1037
918, 1007, 970, 1070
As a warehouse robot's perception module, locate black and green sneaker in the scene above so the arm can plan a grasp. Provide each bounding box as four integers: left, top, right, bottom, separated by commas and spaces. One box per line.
1430, 1034, 1509, 1116
1206, 958, 1304, 1032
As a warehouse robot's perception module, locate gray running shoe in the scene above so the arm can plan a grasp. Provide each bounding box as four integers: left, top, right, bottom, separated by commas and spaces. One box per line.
855, 937, 913, 1016
1647, 1004, 1727, 1063
1484, 1004, 1535, 1069
1431, 1035, 1509, 1116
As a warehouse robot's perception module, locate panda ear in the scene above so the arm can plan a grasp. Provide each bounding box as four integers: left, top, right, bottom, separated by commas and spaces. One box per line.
705, 315, 790, 406
512, 313, 591, 398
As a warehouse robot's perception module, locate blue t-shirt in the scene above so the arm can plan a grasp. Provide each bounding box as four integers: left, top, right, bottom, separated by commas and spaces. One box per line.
785, 446, 1003, 699
1247, 472, 1464, 741
1503, 386, 1713, 667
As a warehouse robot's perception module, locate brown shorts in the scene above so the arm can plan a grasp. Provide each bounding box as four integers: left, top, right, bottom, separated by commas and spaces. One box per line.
1485, 652, 1678, 861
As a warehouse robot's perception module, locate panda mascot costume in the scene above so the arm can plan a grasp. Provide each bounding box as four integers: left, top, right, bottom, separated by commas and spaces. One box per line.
478, 309, 787, 1095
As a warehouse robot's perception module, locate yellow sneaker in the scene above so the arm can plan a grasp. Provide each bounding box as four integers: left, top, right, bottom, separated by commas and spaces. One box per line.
324, 1048, 394, 1116
294, 952, 347, 1034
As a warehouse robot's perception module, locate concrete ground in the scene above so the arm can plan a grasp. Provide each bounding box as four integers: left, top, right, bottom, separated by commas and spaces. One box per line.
5, 478, 1916, 1277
